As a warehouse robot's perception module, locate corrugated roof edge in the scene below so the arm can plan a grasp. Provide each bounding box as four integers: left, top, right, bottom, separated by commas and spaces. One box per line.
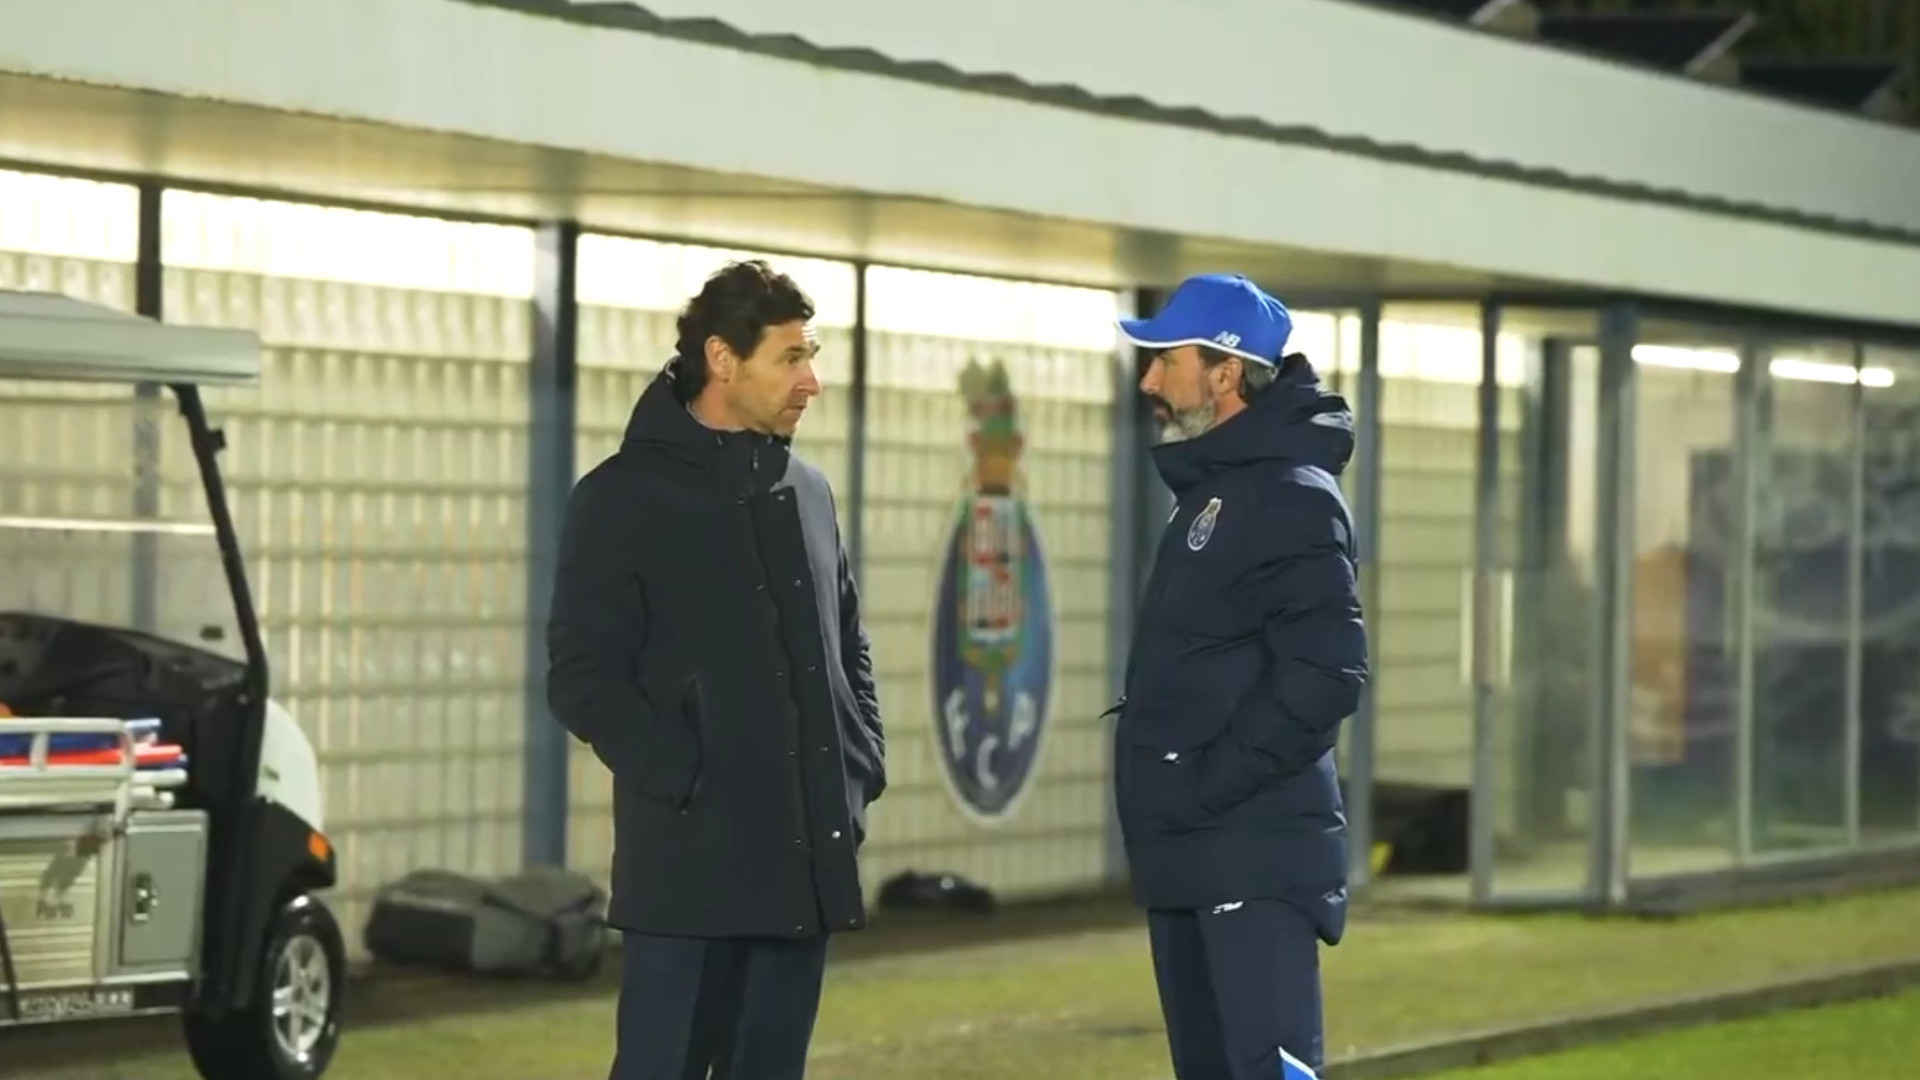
452, 0, 1920, 249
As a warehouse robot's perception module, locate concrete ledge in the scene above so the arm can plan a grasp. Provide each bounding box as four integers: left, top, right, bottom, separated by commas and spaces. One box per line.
1328, 956, 1920, 1079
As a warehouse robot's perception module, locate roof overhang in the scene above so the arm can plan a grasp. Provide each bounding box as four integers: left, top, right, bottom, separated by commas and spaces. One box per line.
3, 0, 1920, 330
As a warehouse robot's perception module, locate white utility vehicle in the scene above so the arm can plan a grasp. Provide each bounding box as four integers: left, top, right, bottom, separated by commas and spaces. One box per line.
0, 290, 344, 1079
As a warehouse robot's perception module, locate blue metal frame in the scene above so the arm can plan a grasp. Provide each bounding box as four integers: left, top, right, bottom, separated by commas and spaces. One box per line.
521, 219, 580, 869
1731, 335, 1763, 863
131, 182, 164, 635
1106, 288, 1169, 883
1592, 300, 1640, 905
846, 264, 870, 585
1468, 300, 1503, 905
1844, 341, 1866, 849
1347, 302, 1382, 891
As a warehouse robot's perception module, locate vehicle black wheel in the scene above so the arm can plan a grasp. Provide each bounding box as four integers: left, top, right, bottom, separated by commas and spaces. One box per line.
184, 893, 347, 1080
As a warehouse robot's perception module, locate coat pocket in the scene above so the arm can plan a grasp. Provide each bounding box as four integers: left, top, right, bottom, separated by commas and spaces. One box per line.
632, 672, 705, 810
675, 673, 707, 807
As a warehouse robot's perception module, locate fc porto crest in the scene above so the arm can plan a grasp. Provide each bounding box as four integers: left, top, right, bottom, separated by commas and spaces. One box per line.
1187, 497, 1223, 551
930, 357, 1054, 823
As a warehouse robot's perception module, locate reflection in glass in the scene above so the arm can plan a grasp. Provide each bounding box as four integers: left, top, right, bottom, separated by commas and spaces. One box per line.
1750, 341, 1857, 854
1627, 320, 1740, 875
1359, 302, 1531, 895
1859, 345, 1920, 842
1366, 305, 1481, 872
1484, 306, 1604, 899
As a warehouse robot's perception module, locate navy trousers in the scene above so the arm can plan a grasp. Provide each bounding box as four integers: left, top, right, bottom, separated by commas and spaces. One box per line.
1147, 899, 1325, 1079
611, 932, 829, 1080
689, 941, 749, 1080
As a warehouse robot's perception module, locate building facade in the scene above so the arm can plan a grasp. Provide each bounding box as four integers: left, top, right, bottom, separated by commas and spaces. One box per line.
4, 0, 1920, 942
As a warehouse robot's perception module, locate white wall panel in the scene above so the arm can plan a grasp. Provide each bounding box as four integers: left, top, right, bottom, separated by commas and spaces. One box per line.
857, 265, 1118, 902
1369, 311, 1525, 791
158, 192, 537, 948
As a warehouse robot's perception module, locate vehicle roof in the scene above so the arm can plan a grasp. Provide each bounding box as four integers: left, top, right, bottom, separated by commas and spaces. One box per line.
0, 290, 260, 385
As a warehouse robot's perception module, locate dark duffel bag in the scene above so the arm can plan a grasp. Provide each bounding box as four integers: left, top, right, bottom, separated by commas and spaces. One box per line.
364, 866, 607, 980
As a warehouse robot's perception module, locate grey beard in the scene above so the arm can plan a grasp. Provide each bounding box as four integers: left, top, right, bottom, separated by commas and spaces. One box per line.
1160, 400, 1217, 442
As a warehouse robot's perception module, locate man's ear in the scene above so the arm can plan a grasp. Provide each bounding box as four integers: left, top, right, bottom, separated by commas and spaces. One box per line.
703, 334, 733, 383
1212, 355, 1242, 392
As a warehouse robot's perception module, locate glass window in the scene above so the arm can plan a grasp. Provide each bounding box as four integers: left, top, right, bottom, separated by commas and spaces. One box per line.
1368, 303, 1493, 875
1480, 305, 1607, 900
859, 264, 1118, 898
1750, 338, 1858, 855
1626, 317, 1743, 877
0, 168, 139, 307
0, 171, 151, 643
162, 190, 538, 934
1859, 343, 1920, 844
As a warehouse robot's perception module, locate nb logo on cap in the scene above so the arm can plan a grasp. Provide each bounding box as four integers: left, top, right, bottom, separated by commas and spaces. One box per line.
1214, 332, 1241, 348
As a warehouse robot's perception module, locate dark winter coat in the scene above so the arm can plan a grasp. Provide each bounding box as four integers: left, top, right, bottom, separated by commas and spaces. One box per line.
1112, 362, 1369, 945
546, 367, 886, 940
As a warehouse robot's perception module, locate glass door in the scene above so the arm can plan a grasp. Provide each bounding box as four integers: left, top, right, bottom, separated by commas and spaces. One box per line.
1471, 303, 1610, 904
1746, 338, 1859, 858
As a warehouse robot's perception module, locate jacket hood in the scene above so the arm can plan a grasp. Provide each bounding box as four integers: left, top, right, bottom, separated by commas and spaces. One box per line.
623, 361, 791, 459
1150, 361, 1355, 493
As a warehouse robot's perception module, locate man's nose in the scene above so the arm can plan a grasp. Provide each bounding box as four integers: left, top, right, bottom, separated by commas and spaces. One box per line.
797, 359, 823, 396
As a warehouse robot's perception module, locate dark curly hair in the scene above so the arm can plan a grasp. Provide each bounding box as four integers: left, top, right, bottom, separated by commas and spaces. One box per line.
669, 259, 816, 403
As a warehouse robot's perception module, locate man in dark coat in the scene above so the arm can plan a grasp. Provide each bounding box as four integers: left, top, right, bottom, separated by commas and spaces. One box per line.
546, 259, 887, 1080
1111, 274, 1369, 1080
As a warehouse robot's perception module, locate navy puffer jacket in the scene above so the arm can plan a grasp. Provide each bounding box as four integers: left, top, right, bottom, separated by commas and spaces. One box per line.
1113, 361, 1369, 944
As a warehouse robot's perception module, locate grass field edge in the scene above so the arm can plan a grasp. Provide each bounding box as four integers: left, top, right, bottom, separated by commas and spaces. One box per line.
1326, 955, 1920, 1080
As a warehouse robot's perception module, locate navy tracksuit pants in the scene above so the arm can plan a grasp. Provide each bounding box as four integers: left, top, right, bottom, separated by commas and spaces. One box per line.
1148, 899, 1325, 1079
610, 932, 829, 1080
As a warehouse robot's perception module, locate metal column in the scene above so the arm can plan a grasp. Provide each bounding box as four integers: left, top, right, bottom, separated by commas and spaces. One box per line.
1730, 338, 1765, 862
131, 183, 164, 635
1845, 341, 1866, 846
1591, 301, 1640, 905
1104, 288, 1166, 883
1347, 302, 1382, 890
846, 263, 870, 585
1468, 301, 1503, 904
522, 220, 580, 869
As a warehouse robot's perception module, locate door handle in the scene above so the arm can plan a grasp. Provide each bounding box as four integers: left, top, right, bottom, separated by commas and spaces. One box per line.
129, 872, 158, 924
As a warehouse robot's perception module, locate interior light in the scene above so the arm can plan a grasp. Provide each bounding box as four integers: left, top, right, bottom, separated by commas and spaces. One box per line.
1628, 345, 1895, 388
1632, 344, 1740, 372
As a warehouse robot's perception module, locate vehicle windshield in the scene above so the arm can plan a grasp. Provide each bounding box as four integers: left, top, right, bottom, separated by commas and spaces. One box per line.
0, 379, 245, 665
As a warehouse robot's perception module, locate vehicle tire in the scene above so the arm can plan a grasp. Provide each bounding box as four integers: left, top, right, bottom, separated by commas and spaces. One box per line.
183, 892, 347, 1080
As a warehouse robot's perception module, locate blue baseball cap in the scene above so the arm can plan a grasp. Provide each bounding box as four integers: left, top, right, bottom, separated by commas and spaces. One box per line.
1118, 273, 1292, 366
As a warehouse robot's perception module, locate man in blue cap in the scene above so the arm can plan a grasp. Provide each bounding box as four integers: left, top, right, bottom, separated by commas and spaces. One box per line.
1110, 273, 1369, 1080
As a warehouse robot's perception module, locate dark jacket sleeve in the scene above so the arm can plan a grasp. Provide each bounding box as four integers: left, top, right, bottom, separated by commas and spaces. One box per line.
836, 518, 887, 802
1197, 482, 1369, 814
545, 470, 693, 805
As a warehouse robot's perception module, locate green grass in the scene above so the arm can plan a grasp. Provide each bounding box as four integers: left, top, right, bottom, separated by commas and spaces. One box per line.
1428, 988, 1920, 1080
15, 885, 1920, 1080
